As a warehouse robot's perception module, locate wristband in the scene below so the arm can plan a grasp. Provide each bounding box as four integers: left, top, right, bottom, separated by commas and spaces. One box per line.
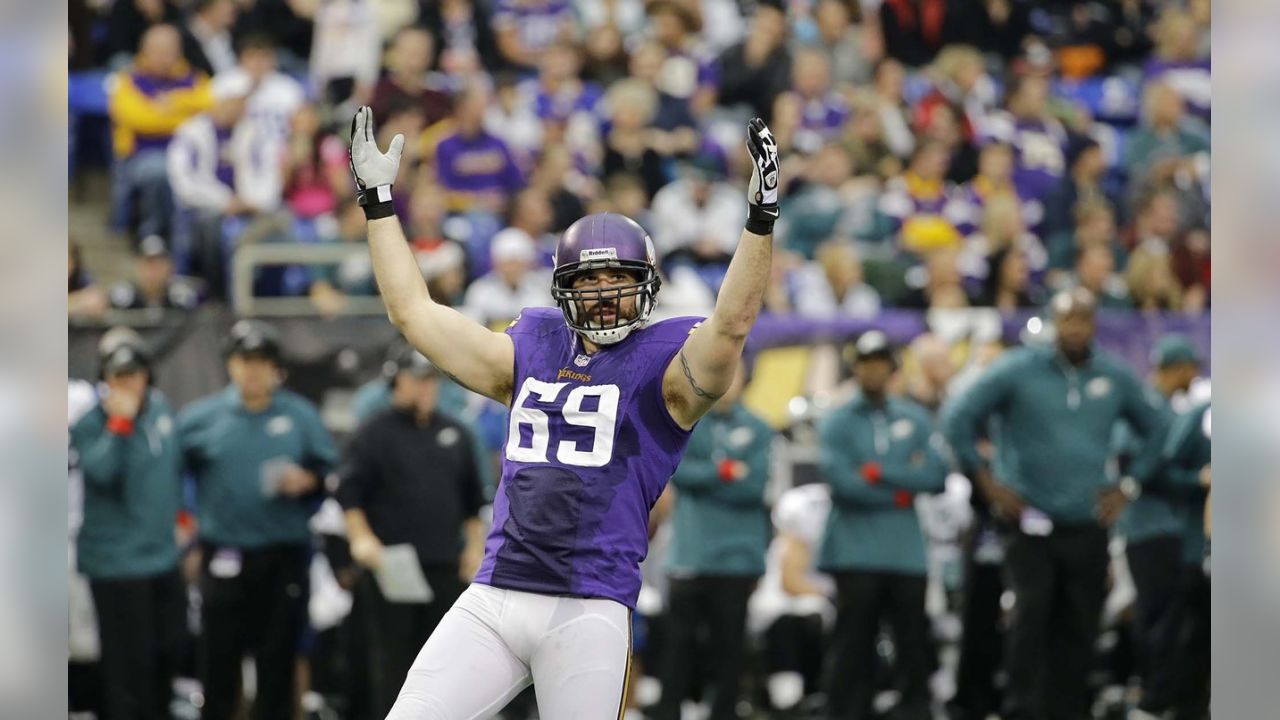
358, 185, 396, 220
718, 458, 739, 483
106, 416, 135, 436
893, 490, 914, 509
1119, 476, 1141, 501
745, 204, 779, 236
860, 461, 882, 485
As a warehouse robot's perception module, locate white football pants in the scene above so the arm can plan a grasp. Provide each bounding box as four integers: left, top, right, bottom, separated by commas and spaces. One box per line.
385, 583, 632, 720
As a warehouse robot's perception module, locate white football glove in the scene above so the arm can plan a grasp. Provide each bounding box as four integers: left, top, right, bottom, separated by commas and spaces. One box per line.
349, 105, 405, 207
744, 117, 780, 234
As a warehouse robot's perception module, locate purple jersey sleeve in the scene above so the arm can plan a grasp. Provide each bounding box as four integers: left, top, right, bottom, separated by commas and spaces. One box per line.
475, 309, 705, 607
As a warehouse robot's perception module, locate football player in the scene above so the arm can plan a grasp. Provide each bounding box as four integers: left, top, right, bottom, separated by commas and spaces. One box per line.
348, 106, 782, 718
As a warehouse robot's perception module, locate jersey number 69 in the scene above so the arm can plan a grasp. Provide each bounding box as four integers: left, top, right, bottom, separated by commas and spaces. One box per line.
505, 378, 620, 467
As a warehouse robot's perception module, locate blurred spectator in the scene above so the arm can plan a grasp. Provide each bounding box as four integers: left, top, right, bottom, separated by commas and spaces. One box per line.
1066, 242, 1132, 310
946, 142, 1040, 237
435, 81, 525, 213
310, 0, 380, 110
1103, 0, 1157, 68
1045, 198, 1124, 279
108, 24, 214, 241
1144, 7, 1211, 124
167, 73, 284, 296
942, 289, 1164, 720
793, 240, 881, 319
579, 9, 630, 86
108, 234, 202, 312
1046, 1, 1111, 80
180, 0, 239, 76
808, 0, 873, 87
780, 143, 878, 258
900, 247, 968, 310
603, 173, 654, 232
371, 25, 453, 128
772, 47, 849, 155
526, 41, 604, 141
974, 245, 1041, 312
959, 192, 1048, 289
749, 483, 834, 713
647, 0, 718, 118
309, 200, 377, 315
218, 34, 307, 142
71, 333, 184, 720
419, 241, 470, 308
625, 40, 700, 160
651, 154, 745, 266
918, 100, 978, 184
656, 366, 770, 720
1125, 82, 1209, 221
878, 0, 952, 67
981, 73, 1069, 203
420, 0, 501, 75
1126, 243, 1185, 314
902, 332, 956, 413
528, 144, 594, 229
878, 140, 962, 255
915, 45, 997, 142
177, 320, 337, 720
485, 72, 546, 167
841, 90, 902, 180
818, 331, 946, 720
1127, 188, 1182, 255
601, 79, 668, 200
502, 187, 558, 264
1041, 135, 1114, 240
69, 241, 109, 321
462, 230, 553, 325
492, 0, 579, 71
869, 57, 917, 159
336, 349, 485, 718
716, 2, 791, 123
1171, 226, 1210, 311
282, 104, 350, 220
106, 0, 184, 67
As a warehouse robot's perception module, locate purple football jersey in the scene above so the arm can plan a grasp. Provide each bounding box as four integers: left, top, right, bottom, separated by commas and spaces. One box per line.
474, 307, 703, 607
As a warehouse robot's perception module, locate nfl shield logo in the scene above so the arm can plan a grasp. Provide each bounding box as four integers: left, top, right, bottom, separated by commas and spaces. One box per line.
574, 354, 591, 367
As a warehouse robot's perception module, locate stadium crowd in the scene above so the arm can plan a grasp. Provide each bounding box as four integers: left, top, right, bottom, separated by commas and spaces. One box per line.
66, 0, 1211, 718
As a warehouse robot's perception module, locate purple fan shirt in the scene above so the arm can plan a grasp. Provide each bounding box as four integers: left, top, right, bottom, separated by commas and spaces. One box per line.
979, 111, 1068, 201
1144, 58, 1211, 122
474, 307, 703, 608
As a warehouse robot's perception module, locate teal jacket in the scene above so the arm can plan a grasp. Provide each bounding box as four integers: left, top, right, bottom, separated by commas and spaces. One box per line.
1116, 396, 1181, 544
71, 389, 182, 579
352, 377, 495, 500
666, 403, 772, 577
1165, 402, 1211, 564
942, 345, 1165, 524
817, 393, 947, 575
179, 387, 338, 548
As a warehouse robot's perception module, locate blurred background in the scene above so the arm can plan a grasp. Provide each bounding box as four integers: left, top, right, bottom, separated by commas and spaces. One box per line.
64, 0, 1212, 718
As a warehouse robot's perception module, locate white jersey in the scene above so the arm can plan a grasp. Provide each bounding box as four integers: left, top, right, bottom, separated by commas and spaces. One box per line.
748, 483, 836, 634
215, 69, 306, 143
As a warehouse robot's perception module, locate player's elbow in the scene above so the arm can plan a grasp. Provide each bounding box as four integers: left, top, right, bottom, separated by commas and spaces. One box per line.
709, 311, 755, 343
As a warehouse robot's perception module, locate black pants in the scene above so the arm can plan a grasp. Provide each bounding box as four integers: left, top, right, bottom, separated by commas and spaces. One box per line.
951, 526, 1006, 720
655, 575, 757, 720
198, 543, 310, 720
1127, 534, 1184, 712
1170, 565, 1210, 720
1002, 524, 1109, 720
763, 612, 826, 698
88, 568, 185, 720
825, 570, 931, 720
357, 564, 466, 718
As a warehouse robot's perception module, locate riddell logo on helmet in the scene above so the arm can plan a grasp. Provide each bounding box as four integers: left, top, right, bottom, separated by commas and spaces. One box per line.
580, 248, 619, 262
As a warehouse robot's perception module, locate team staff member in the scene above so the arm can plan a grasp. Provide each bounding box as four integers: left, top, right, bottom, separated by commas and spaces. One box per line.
655, 366, 771, 720
336, 348, 487, 718
817, 331, 947, 720
942, 289, 1165, 720
1117, 335, 1201, 718
71, 332, 184, 720
178, 320, 337, 720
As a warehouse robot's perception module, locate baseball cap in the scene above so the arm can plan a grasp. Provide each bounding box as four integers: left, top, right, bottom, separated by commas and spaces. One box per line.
1150, 334, 1202, 369
853, 330, 897, 364
101, 341, 151, 377
226, 319, 282, 360
138, 234, 170, 259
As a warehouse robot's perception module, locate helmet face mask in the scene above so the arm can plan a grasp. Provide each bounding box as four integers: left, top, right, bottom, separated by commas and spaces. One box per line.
552, 214, 661, 346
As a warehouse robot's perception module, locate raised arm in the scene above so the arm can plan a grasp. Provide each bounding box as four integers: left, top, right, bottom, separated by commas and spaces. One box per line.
663, 119, 780, 428
350, 107, 516, 404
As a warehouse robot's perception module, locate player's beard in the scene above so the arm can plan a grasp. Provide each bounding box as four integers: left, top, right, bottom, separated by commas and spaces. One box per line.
582, 298, 636, 329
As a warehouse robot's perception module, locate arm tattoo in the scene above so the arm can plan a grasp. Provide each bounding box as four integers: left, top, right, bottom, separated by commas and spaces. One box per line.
680, 348, 724, 400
